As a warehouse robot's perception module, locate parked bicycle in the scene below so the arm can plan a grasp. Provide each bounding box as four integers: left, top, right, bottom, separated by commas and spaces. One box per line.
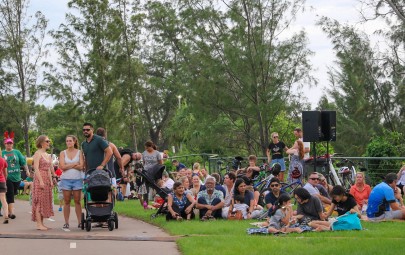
280, 168, 303, 195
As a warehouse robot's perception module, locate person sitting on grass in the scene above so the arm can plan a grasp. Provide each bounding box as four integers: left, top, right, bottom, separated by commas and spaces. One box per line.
20, 175, 33, 195
309, 185, 360, 231
350, 172, 372, 211
267, 193, 303, 234
303, 172, 332, 207
196, 177, 224, 220
166, 181, 195, 221
294, 187, 326, 226
229, 178, 261, 219
367, 173, 405, 221
231, 194, 249, 219
265, 177, 287, 217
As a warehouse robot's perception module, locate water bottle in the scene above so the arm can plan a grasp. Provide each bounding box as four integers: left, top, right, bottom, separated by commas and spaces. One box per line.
361, 204, 367, 215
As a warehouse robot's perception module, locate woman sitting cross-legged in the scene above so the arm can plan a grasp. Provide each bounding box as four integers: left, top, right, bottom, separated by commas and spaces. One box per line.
309, 185, 360, 231
166, 181, 196, 221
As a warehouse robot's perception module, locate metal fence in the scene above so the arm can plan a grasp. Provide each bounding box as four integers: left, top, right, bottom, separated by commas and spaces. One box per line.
167, 154, 405, 186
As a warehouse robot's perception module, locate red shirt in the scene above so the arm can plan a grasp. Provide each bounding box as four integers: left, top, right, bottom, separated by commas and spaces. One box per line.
0, 157, 8, 183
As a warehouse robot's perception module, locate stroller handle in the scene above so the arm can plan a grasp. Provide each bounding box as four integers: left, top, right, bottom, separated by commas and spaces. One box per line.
85, 168, 113, 178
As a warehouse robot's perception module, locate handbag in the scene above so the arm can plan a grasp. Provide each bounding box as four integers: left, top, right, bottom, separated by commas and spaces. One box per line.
228, 210, 243, 220
331, 212, 362, 231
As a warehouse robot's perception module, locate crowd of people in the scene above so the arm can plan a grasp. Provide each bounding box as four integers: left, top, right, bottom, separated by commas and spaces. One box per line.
1, 125, 405, 235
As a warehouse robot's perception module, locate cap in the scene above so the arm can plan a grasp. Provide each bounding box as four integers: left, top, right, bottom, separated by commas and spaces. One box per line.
4, 138, 13, 144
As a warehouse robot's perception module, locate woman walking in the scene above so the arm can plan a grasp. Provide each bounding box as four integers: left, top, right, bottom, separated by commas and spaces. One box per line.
31, 135, 54, 230
2, 131, 30, 219
59, 135, 84, 229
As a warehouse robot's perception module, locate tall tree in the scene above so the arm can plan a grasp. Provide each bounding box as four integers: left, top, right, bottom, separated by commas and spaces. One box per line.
148, 0, 314, 155
0, 0, 48, 156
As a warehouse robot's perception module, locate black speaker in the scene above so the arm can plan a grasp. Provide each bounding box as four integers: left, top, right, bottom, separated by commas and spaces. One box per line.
302, 111, 322, 142
321, 111, 336, 141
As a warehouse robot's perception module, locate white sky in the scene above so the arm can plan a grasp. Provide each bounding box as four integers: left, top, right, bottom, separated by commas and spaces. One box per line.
29, 0, 387, 108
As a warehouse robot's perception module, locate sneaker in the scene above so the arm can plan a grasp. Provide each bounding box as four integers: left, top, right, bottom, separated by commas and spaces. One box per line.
58, 208, 62, 212
63, 223, 69, 229
8, 214, 16, 219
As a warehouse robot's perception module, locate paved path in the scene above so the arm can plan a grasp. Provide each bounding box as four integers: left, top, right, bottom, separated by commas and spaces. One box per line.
0, 200, 180, 255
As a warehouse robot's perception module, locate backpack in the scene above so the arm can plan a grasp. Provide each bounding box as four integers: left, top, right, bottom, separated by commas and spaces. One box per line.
331, 212, 362, 231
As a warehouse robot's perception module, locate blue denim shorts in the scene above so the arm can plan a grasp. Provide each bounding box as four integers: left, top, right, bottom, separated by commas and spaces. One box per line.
270, 158, 286, 171
59, 179, 83, 191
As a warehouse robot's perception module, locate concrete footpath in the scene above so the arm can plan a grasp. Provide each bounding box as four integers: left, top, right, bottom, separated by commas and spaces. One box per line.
0, 200, 180, 255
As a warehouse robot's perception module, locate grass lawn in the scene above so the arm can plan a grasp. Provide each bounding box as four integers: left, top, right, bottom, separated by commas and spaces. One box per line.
17, 194, 405, 254
113, 199, 405, 255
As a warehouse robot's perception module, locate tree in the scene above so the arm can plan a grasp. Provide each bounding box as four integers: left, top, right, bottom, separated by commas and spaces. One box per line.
147, 0, 314, 156
0, 0, 48, 156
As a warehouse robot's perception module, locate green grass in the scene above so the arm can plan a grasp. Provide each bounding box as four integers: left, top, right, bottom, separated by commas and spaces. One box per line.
17, 194, 405, 254
113, 199, 405, 255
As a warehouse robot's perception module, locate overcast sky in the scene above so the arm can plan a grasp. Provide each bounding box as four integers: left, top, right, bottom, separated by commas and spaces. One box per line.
29, 0, 386, 108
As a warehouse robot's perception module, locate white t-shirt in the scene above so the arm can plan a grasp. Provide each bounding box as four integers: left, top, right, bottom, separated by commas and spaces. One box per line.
303, 183, 320, 196
163, 178, 175, 189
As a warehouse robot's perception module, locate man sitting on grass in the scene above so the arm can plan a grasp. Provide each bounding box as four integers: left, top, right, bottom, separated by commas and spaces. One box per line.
366, 173, 405, 221
196, 177, 224, 220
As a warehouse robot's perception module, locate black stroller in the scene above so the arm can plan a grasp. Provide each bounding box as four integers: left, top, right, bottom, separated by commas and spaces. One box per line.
81, 168, 118, 232
134, 162, 171, 219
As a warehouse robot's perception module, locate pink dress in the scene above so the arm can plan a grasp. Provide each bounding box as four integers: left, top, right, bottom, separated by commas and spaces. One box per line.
31, 156, 54, 221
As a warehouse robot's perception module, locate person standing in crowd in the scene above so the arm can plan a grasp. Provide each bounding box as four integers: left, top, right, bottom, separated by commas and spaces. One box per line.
286, 140, 305, 183
96, 127, 123, 192
81, 123, 113, 171
266, 132, 288, 181
2, 131, 30, 219
0, 147, 9, 223
31, 135, 54, 230
293, 128, 310, 159
350, 172, 372, 210
59, 135, 84, 230
142, 140, 163, 207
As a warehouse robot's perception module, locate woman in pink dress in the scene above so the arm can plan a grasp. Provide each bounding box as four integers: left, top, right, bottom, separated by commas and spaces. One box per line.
31, 135, 54, 230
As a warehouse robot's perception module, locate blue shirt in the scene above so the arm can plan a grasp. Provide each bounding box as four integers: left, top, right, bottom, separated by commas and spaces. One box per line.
366, 182, 396, 218
176, 163, 186, 171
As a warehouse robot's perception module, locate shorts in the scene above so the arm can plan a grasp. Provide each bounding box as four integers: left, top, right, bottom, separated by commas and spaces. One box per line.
271, 158, 286, 171
0, 182, 7, 193
59, 179, 83, 191
368, 210, 404, 221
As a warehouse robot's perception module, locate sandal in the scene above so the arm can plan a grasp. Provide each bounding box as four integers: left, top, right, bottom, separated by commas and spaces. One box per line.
8, 214, 16, 219
78, 223, 82, 228
63, 223, 69, 229
200, 216, 208, 221
3, 218, 9, 224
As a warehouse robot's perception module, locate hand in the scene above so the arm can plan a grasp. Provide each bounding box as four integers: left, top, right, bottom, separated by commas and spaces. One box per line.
40, 182, 45, 189
172, 213, 178, 218
247, 212, 252, 219
185, 206, 192, 214
96, 165, 104, 170
205, 210, 212, 217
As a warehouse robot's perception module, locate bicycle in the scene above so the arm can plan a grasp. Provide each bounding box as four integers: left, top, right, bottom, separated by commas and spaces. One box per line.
253, 164, 281, 206
280, 169, 304, 196
335, 158, 368, 191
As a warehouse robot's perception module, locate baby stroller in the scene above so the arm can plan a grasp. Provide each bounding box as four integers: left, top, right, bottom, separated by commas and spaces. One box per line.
133, 162, 170, 219
81, 168, 118, 232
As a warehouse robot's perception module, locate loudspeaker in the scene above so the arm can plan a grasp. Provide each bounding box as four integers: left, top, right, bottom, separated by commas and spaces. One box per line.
302, 111, 322, 142
321, 111, 336, 141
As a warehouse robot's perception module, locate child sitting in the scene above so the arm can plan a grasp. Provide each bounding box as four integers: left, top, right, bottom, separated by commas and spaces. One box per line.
268, 193, 302, 234
232, 194, 249, 219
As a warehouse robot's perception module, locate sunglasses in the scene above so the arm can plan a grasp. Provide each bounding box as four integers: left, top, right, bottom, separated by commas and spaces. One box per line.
309, 178, 319, 181
45, 140, 51, 143
270, 184, 279, 187
272, 136, 279, 138
82, 128, 91, 131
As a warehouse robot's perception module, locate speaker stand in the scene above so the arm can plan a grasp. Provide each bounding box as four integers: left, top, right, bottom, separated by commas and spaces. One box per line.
313, 142, 317, 173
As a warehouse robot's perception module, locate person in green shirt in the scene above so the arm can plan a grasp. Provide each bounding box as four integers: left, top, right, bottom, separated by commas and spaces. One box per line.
2, 137, 30, 219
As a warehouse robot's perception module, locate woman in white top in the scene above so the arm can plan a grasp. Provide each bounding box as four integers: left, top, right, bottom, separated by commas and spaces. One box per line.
59, 135, 84, 229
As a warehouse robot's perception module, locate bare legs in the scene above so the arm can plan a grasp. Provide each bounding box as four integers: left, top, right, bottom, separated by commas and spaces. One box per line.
0, 193, 8, 223
63, 189, 83, 227
35, 206, 48, 230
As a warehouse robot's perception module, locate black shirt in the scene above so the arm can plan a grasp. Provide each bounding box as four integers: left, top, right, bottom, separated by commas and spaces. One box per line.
268, 142, 286, 159
332, 194, 358, 216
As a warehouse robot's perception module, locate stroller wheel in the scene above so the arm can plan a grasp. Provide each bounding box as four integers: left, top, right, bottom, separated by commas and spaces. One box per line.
114, 212, 118, 229
108, 219, 114, 231
86, 219, 92, 232
150, 213, 156, 219
81, 213, 85, 230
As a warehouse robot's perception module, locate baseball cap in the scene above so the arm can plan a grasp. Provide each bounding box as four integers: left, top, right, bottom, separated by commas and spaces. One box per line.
4, 138, 13, 144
